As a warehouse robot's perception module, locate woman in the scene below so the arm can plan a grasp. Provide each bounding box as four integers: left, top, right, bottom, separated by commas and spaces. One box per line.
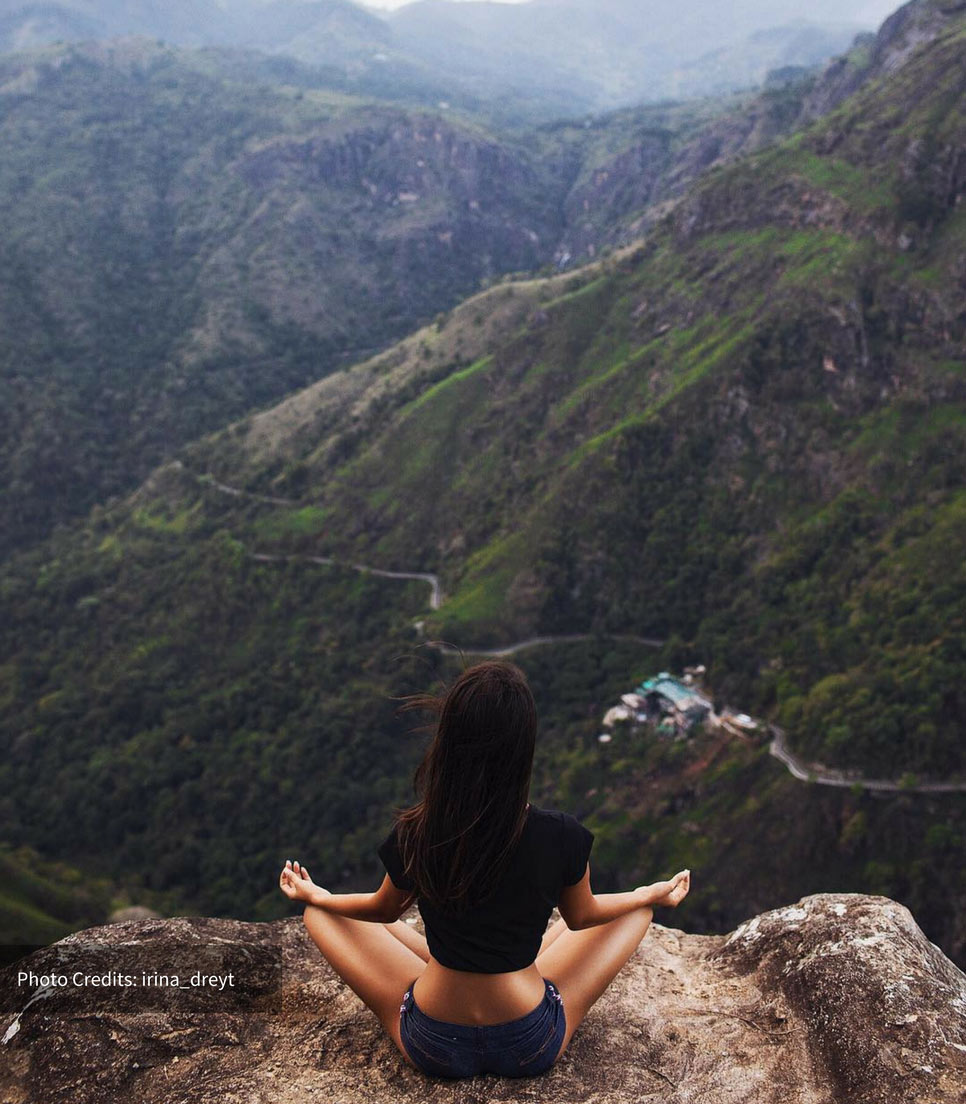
279, 659, 690, 1078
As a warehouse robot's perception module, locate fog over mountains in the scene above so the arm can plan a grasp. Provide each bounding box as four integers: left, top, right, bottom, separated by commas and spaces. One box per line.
0, 0, 895, 113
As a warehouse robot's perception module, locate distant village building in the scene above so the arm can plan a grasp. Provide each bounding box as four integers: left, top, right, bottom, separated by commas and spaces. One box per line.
602, 704, 633, 727
638, 673, 712, 733
598, 667, 758, 743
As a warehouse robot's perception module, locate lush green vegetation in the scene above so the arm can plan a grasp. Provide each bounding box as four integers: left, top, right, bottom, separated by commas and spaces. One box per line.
0, 844, 120, 947
0, 32, 847, 559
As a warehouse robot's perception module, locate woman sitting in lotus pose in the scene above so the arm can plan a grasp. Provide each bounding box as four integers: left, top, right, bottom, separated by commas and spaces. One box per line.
279, 659, 690, 1079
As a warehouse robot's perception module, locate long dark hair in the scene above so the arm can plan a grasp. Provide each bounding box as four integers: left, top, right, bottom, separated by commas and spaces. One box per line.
394, 660, 537, 911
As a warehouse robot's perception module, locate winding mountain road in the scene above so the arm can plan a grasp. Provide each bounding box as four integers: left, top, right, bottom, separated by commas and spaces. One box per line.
252, 553, 444, 609
431, 633, 664, 657
195, 467, 965, 794
768, 726, 966, 794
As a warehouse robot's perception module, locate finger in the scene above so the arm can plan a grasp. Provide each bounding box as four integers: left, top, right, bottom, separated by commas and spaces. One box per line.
301, 866, 311, 882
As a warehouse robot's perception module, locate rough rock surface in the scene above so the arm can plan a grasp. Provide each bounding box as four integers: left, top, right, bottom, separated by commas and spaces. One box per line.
1, 894, 964, 1103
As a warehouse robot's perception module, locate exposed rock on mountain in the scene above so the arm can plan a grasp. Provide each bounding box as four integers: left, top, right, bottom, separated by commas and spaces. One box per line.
2, 894, 963, 1102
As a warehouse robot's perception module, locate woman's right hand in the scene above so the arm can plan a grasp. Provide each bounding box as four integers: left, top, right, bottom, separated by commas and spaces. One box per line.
279, 859, 323, 904
639, 869, 690, 908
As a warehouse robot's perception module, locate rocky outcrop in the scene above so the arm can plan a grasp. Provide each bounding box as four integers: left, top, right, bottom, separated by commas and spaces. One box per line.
802, 0, 966, 119
2, 894, 964, 1103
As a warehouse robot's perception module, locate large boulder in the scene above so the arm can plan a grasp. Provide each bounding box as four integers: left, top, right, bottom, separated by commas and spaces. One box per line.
1, 893, 964, 1103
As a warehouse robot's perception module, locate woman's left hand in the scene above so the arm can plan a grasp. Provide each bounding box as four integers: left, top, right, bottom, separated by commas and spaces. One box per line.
279, 859, 322, 903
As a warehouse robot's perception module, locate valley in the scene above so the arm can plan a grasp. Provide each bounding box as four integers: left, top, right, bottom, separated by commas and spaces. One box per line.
0, 0, 964, 969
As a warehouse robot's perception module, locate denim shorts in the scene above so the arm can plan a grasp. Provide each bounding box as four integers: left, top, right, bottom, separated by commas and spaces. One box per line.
399, 977, 566, 1078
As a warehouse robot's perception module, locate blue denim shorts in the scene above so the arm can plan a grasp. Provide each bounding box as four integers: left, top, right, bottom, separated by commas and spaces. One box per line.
399, 977, 566, 1078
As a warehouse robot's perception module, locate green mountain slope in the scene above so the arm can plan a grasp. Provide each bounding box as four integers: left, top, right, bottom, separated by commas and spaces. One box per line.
184, 3, 966, 780
0, 843, 118, 946
3, 6, 938, 559
0, 37, 810, 558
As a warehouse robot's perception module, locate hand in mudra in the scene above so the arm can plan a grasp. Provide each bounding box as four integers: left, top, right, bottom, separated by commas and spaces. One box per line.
278, 859, 323, 903
642, 869, 691, 908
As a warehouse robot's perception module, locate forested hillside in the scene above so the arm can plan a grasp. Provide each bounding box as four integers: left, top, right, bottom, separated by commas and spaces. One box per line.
0, 40, 567, 555
2, 0, 965, 963
184, 0, 966, 781
0, 39, 827, 556
0, 20, 915, 559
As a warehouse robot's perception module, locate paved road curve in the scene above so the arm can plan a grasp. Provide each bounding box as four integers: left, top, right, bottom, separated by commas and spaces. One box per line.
768, 726, 966, 794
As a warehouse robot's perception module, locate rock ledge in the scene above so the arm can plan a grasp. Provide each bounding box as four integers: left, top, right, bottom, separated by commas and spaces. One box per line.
2, 893, 964, 1103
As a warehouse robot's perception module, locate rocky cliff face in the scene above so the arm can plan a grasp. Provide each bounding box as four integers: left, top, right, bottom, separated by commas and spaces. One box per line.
2, 894, 964, 1103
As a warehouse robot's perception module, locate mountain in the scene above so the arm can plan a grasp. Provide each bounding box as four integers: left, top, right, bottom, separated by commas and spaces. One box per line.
667, 24, 874, 101
0, 34, 843, 558
2, 0, 965, 962
0, 0, 226, 50
0, 0, 883, 118
388, 0, 872, 110
0, 843, 117, 946
0, 39, 573, 555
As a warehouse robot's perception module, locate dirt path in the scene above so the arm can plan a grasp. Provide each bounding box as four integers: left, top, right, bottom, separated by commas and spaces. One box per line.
199, 471, 658, 647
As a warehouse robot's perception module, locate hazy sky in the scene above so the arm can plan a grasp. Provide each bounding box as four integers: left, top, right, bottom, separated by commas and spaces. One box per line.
363, 0, 527, 7
364, 0, 529, 7
363, 0, 902, 23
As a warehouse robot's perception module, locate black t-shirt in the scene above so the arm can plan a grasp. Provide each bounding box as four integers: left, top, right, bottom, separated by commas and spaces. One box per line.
378, 803, 594, 973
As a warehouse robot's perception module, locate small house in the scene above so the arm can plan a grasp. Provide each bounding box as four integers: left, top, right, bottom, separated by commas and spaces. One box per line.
638, 672, 712, 731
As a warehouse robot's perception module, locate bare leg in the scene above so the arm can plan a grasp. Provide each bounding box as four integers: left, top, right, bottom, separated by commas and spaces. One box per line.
538, 914, 569, 956
536, 906, 653, 1055
384, 918, 430, 962
302, 905, 426, 1064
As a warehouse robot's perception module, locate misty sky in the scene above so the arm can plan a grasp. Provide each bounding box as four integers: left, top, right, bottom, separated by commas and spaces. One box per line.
362, 0, 527, 8
363, 0, 903, 24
